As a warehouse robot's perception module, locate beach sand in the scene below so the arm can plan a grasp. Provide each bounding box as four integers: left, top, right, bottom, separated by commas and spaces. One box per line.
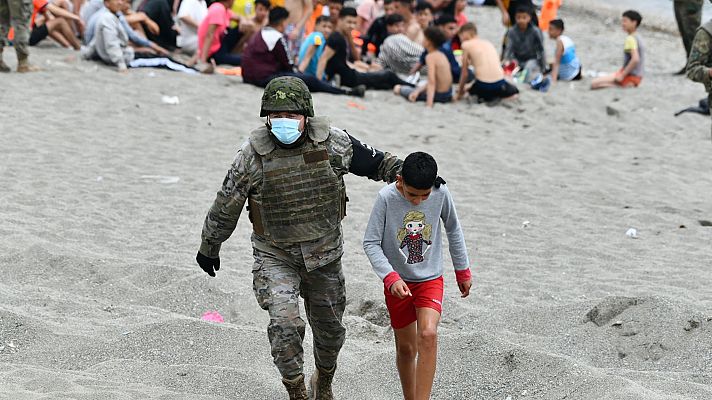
1, 4, 712, 399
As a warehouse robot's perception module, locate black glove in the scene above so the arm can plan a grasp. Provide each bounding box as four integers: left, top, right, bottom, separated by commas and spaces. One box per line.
196, 252, 220, 277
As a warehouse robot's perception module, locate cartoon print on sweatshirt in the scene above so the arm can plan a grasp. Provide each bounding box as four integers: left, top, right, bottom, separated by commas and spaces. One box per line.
397, 211, 433, 264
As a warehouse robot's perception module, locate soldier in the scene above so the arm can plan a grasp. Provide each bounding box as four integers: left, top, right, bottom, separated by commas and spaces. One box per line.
0, 0, 39, 72
195, 76, 402, 400
675, 0, 704, 74
687, 1, 712, 142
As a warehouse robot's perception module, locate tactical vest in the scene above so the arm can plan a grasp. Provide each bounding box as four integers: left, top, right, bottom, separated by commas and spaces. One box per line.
247, 118, 346, 243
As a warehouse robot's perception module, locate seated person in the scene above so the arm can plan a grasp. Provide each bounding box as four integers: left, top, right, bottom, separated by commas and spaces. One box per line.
82, 0, 134, 72
197, 0, 251, 66
503, 6, 546, 81
456, 22, 518, 103
251, 0, 270, 27
316, 7, 413, 90
591, 10, 644, 90
454, 0, 468, 26
391, 0, 419, 43
496, 0, 537, 27
177, 0, 208, 55
357, 0, 381, 34
138, 0, 177, 49
547, 18, 581, 84
327, 0, 344, 26
362, 0, 395, 56
394, 26, 452, 107
411, 15, 467, 82
375, 13, 423, 77
85, 0, 163, 55
297, 15, 332, 77
415, 1, 433, 33
30, 0, 83, 50
241, 7, 364, 96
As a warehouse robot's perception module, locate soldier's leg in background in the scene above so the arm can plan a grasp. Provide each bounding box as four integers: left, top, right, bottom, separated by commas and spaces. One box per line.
675, 0, 704, 57
10, 0, 33, 69
301, 259, 346, 371
0, 0, 10, 71
252, 251, 307, 380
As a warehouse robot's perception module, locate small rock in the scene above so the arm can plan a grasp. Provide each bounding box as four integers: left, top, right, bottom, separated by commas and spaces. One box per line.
612, 320, 623, 327
177, 372, 188, 377
699, 220, 712, 227
7, 341, 15, 348
606, 105, 620, 117
521, 221, 531, 228
684, 319, 700, 332
625, 228, 638, 239
679, 225, 686, 229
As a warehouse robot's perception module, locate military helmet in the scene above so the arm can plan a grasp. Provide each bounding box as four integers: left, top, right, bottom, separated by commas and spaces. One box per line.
260, 76, 315, 117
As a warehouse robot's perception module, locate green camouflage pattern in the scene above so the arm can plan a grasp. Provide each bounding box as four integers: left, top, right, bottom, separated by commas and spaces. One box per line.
0, 0, 32, 58
261, 76, 315, 117
252, 245, 346, 380
256, 141, 344, 243
687, 20, 712, 140
675, 0, 704, 57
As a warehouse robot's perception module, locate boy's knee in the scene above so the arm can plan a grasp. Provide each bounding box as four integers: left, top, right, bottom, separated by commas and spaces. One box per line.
417, 328, 438, 348
396, 341, 417, 360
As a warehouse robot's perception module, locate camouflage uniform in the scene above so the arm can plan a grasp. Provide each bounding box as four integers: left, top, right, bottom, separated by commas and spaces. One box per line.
675, 0, 704, 58
0, 0, 31, 69
197, 77, 402, 395
687, 19, 712, 140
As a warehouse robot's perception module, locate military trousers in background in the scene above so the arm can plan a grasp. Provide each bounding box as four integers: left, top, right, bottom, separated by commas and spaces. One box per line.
0, 0, 31, 58
251, 245, 346, 379
675, 0, 704, 57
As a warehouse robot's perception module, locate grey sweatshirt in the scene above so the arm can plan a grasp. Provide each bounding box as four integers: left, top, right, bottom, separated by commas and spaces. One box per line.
82, 8, 134, 69
363, 183, 470, 284
504, 24, 546, 70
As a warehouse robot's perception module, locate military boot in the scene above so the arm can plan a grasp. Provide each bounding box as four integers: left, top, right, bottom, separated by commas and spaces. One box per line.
309, 365, 336, 400
282, 374, 308, 400
17, 55, 39, 73
0, 49, 10, 73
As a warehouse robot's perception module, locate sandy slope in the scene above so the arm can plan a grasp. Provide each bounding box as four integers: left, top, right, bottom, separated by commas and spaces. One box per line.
1, 4, 712, 400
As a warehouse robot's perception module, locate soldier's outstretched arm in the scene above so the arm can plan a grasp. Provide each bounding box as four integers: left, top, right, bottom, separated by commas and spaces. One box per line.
686, 29, 712, 86
199, 148, 252, 258
346, 135, 403, 183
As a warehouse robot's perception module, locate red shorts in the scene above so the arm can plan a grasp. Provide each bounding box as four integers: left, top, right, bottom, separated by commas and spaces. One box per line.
384, 276, 444, 329
616, 70, 642, 87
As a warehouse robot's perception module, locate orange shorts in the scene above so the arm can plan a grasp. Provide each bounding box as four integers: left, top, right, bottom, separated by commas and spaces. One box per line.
384, 276, 443, 329
616, 70, 642, 87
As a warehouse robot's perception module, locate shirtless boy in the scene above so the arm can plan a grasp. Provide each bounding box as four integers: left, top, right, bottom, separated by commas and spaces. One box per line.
393, 26, 452, 107
392, 0, 420, 43
456, 22, 519, 103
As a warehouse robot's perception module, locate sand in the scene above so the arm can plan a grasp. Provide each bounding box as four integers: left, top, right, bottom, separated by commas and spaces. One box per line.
1, 3, 712, 400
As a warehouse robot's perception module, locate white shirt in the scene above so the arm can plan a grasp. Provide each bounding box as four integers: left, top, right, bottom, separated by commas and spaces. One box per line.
177, 0, 208, 52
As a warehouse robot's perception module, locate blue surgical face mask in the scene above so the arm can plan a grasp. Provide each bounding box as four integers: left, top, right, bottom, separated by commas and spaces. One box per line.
269, 118, 302, 145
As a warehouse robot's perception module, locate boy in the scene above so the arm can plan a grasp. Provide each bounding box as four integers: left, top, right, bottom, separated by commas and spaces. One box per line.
197, 0, 247, 66
591, 10, 644, 89
393, 26, 452, 107
456, 22, 519, 102
414, 1, 433, 33
297, 15, 331, 76
177, 0, 208, 55
363, 152, 472, 400
546, 18, 581, 84
316, 7, 412, 89
502, 5, 546, 81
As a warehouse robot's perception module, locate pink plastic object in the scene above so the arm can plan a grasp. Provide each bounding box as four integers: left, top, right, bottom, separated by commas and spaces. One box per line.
201, 311, 224, 323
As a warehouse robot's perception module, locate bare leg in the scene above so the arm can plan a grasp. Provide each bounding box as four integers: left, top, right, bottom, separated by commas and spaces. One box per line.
414, 307, 440, 400
394, 322, 418, 400
52, 18, 81, 50
590, 73, 618, 90
45, 19, 71, 47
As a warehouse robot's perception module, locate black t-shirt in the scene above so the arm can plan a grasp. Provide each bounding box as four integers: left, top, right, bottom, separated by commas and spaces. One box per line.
325, 31, 356, 84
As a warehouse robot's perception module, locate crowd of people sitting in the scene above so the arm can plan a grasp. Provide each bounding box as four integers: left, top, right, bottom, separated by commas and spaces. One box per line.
3, 0, 645, 106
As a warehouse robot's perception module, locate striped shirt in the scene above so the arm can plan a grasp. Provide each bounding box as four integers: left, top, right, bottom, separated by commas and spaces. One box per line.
376, 33, 423, 76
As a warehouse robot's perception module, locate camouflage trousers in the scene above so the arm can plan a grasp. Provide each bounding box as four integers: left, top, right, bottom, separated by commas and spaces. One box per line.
0, 0, 31, 58
252, 245, 346, 380
675, 0, 704, 57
